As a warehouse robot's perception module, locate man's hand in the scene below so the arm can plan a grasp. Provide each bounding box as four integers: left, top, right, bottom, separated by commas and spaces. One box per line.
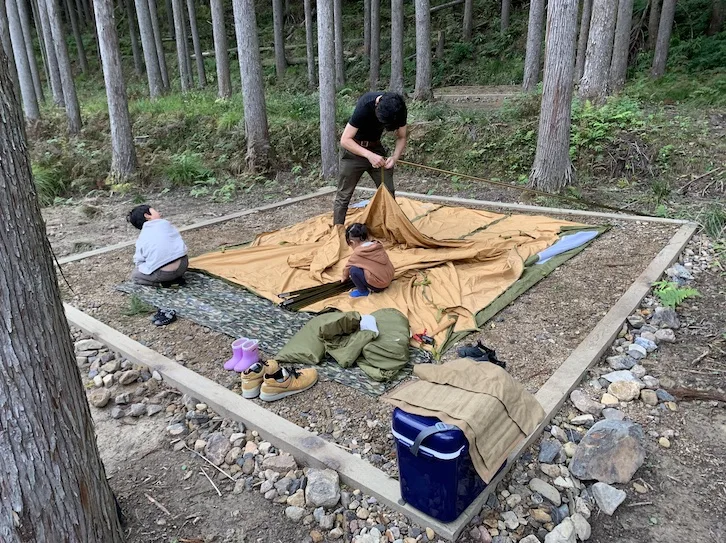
384, 157, 397, 169
368, 153, 386, 168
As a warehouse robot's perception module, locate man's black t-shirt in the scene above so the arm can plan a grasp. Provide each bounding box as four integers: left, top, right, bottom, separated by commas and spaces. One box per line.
348, 92, 385, 142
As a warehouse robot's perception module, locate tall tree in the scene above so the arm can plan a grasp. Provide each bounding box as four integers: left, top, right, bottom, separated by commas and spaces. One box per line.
171, 0, 191, 91
334, 0, 344, 87
370, 0, 379, 89
363, 0, 370, 55
164, 0, 173, 37
413, 0, 432, 100
186, 0, 205, 87
574, 0, 593, 81
0, 0, 20, 93
210, 0, 230, 98
36, 0, 64, 105
609, 0, 634, 92
647, 0, 661, 50
125, 0, 144, 74
148, 0, 170, 90
17, 0, 44, 103
304, 0, 316, 88
29, 0, 50, 91
135, 0, 164, 98
522, 0, 545, 91
6, 0, 40, 120
232, 0, 271, 170
501, 0, 511, 33
529, 0, 579, 192
272, 0, 287, 81
64, 0, 88, 73
74, 0, 86, 26
707, 0, 724, 35
390, 0, 404, 93
463, 0, 473, 41
578, 0, 617, 103
651, 0, 676, 79
93, 0, 137, 180
0, 42, 125, 543
316, 0, 337, 177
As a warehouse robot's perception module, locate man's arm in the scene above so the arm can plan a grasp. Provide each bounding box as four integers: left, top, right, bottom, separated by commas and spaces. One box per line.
340, 123, 386, 168
385, 125, 407, 169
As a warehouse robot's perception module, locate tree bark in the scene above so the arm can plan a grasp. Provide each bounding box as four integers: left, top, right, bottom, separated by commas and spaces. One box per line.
17, 0, 44, 102
363, 0, 370, 56
164, 0, 173, 37
210, 0, 230, 98
64, 0, 88, 73
232, 0, 271, 171
463, 0, 472, 41
125, 0, 144, 74
36, 0, 64, 105
74, 0, 85, 26
186, 0, 205, 87
529, 0, 578, 192
30, 0, 50, 93
706, 0, 724, 36
390, 0, 404, 93
0, 44, 125, 543
135, 0, 163, 98
148, 0, 169, 90
369, 0, 379, 89
93, 0, 137, 179
171, 0, 191, 91
650, 0, 676, 79
0, 0, 21, 94
522, 0, 545, 91
647, 0, 661, 50
304, 0, 316, 88
6, 0, 40, 119
609, 0, 634, 92
316, 0, 337, 178
578, 0, 618, 103
333, 0, 344, 87
272, 0, 287, 81
414, 0, 432, 100
574, 0, 592, 81
501, 0, 511, 33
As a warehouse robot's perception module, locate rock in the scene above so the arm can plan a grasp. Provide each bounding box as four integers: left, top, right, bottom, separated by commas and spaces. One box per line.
630, 365, 647, 379
264, 489, 277, 500
226, 447, 242, 465
635, 336, 658, 353
75, 339, 105, 351
329, 527, 344, 540
551, 425, 568, 443
659, 437, 671, 448
640, 331, 658, 343
538, 439, 562, 463
506, 494, 521, 508
320, 513, 335, 530
258, 441, 273, 455
570, 513, 591, 541
640, 389, 658, 406
570, 420, 645, 484
263, 454, 298, 472
553, 476, 574, 489
608, 381, 642, 402
570, 390, 604, 416
563, 442, 578, 458
205, 433, 232, 466
642, 375, 660, 389
551, 504, 569, 525
520, 537, 541, 543
666, 263, 693, 281
260, 480, 274, 494
118, 370, 140, 386
591, 482, 626, 515
531, 508, 552, 523
93, 375, 104, 388
244, 441, 259, 455
540, 464, 561, 478
128, 403, 146, 417
287, 489, 305, 507
146, 404, 163, 417
305, 469, 340, 507
89, 388, 112, 408
626, 315, 645, 329
529, 478, 561, 506
285, 506, 306, 522
575, 497, 591, 519
601, 370, 643, 385
544, 518, 575, 543
426, 528, 436, 540
606, 355, 636, 371
627, 343, 647, 360
102, 374, 114, 388
654, 328, 676, 344
241, 457, 255, 475
110, 407, 126, 419
356, 507, 369, 519
600, 393, 620, 407
656, 389, 676, 402
100, 359, 121, 373
114, 393, 130, 405
602, 408, 624, 421
651, 307, 680, 329
310, 530, 324, 543
152, 370, 162, 381
665, 401, 678, 411
570, 415, 595, 427
501, 511, 519, 530
167, 423, 187, 436
230, 432, 246, 444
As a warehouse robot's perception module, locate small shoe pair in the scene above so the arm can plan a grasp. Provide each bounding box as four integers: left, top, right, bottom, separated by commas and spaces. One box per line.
223, 338, 259, 372
241, 359, 318, 402
350, 289, 369, 298
152, 309, 176, 326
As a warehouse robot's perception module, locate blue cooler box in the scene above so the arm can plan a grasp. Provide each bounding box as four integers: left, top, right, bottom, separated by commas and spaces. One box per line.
392, 408, 490, 522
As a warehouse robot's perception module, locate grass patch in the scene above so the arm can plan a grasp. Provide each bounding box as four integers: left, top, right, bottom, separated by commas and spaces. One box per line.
164, 152, 214, 187
121, 295, 156, 316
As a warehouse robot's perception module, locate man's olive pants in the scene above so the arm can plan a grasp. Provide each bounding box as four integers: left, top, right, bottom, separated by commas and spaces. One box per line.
333, 147, 395, 225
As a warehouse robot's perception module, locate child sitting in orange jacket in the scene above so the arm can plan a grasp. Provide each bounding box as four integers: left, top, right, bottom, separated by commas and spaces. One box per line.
342, 223, 395, 298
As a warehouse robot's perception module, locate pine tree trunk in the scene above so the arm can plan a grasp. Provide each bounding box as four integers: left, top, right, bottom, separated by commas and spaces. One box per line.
210, 0, 230, 98
272, 0, 287, 81
164, 0, 173, 37
87, 0, 101, 61
125, 0, 144, 74
36, 0, 64, 105
578, 0, 617, 103
17, 0, 44, 103
574, 0, 592, 81
316, 0, 337, 178
74, 0, 85, 26
609, 0, 633, 92
650, 0, 676, 79
64, 0, 88, 73
171, 0, 191, 91
390, 0, 404, 93
369, 0, 380, 89
363, 0, 370, 56
6, 0, 40, 119
232, 0, 271, 171
529, 0, 578, 192
463, 0, 472, 41
148, 0, 169, 90
93, 0, 137, 179
501, 0, 511, 33
304, 0, 316, 88
186, 0, 205, 87
0, 44, 125, 543
0, 0, 21, 93
647, 0, 661, 50
707, 0, 724, 35
135, 0, 163, 98
522, 0, 545, 91
333, 0, 344, 87
30, 0, 50, 93
413, 0, 432, 100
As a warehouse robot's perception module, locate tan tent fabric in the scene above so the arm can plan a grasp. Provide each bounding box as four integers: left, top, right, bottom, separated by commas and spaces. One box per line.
190, 187, 584, 347
383, 358, 545, 483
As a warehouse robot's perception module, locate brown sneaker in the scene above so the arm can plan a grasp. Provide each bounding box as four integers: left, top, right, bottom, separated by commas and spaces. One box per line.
241, 360, 278, 399
259, 364, 318, 402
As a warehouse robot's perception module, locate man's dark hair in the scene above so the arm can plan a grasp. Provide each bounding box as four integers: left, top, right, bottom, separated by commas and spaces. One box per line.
345, 223, 369, 244
376, 92, 407, 131
127, 204, 151, 230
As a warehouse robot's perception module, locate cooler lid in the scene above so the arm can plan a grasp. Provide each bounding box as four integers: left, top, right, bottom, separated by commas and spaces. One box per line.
392, 408, 468, 456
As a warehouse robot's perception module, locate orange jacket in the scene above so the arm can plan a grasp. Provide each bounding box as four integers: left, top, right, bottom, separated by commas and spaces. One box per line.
343, 241, 395, 289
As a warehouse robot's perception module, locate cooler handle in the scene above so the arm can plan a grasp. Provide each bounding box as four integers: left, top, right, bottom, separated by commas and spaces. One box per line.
409, 422, 458, 456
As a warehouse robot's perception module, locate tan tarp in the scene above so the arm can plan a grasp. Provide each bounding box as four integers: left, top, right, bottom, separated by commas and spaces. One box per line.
189, 187, 585, 347
383, 358, 546, 483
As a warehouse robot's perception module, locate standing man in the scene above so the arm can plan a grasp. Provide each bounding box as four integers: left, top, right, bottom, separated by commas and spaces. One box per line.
334, 91, 408, 225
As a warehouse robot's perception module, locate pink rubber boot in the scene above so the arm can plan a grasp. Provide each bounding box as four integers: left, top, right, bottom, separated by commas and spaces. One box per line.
223, 338, 249, 370
234, 339, 259, 372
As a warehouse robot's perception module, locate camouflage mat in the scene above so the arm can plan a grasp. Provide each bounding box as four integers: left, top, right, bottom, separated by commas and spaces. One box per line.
117, 272, 429, 396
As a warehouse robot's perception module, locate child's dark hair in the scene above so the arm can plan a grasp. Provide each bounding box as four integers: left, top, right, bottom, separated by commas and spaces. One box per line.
376, 92, 407, 131
345, 223, 368, 244
127, 204, 151, 230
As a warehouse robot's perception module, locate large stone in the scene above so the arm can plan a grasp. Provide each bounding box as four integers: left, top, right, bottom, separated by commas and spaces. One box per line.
606, 355, 636, 371
167, 423, 187, 436
634, 336, 658, 353
642, 375, 660, 389
305, 469, 340, 507
591, 482, 626, 515
101, 360, 121, 373
608, 381, 642, 402
501, 511, 519, 530
651, 307, 680, 329
75, 339, 105, 351
529, 478, 561, 506
602, 408, 625, 421
570, 414, 595, 427
570, 513, 591, 541
544, 518, 576, 543
205, 433, 232, 466
600, 393, 620, 407
262, 454, 298, 472
285, 506, 306, 522
654, 328, 676, 344
626, 314, 645, 329
601, 370, 643, 385
118, 370, 140, 386
538, 439, 562, 464
540, 464, 561, 478
570, 420, 645, 484
287, 489, 305, 507
656, 389, 676, 402
520, 537, 541, 543
640, 389, 658, 406
630, 365, 647, 379
570, 390, 604, 416
128, 403, 146, 417
627, 344, 647, 360
89, 388, 112, 408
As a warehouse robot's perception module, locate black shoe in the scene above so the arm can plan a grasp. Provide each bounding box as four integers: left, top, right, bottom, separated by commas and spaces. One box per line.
160, 276, 186, 288
152, 309, 177, 326
457, 341, 506, 369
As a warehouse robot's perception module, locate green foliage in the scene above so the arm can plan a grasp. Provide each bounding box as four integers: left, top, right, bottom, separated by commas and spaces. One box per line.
32, 164, 68, 206
652, 281, 701, 308
571, 97, 645, 153
697, 203, 726, 239
164, 152, 214, 187
121, 295, 156, 316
